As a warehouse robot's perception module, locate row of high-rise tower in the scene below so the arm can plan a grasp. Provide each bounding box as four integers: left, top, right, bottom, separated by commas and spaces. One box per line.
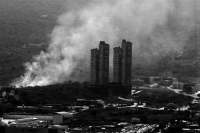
90, 39, 132, 85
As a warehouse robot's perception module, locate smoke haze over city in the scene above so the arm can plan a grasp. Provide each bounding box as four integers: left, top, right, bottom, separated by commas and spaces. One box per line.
12, 0, 199, 87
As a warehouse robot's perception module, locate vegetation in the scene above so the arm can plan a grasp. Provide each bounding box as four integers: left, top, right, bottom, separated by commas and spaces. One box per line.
0, 0, 66, 86
0, 0, 199, 86
0, 83, 192, 107
128, 88, 193, 107
0, 0, 65, 47
0, 84, 195, 123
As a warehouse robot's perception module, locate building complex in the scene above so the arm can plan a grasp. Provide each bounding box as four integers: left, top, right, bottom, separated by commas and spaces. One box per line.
91, 41, 109, 85
91, 40, 132, 85
114, 39, 132, 84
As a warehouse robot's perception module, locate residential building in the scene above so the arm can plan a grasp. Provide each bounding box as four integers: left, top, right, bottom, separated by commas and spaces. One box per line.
99, 41, 109, 85
113, 39, 132, 84
91, 48, 99, 84
113, 47, 122, 83
91, 41, 109, 85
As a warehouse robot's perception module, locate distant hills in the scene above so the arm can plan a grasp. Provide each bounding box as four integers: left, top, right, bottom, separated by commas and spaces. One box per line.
0, 0, 66, 47
0, 0, 66, 85
132, 29, 200, 81
0, 0, 199, 86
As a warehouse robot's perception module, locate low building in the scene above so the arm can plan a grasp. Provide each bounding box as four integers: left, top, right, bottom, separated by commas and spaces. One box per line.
154, 77, 162, 84
183, 83, 197, 94
0, 125, 68, 133
162, 80, 172, 86
3, 114, 63, 125
140, 77, 155, 84
196, 84, 200, 92
149, 77, 155, 84
172, 82, 184, 90
12, 117, 38, 125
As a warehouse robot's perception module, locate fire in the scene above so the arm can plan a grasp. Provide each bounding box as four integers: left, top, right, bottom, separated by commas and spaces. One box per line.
11, 0, 198, 88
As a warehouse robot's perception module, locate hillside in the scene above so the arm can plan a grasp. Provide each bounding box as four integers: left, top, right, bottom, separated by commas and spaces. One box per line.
0, 0, 199, 86
0, 0, 66, 47
0, 0, 66, 85
128, 87, 193, 107
1, 84, 192, 107
1, 84, 131, 105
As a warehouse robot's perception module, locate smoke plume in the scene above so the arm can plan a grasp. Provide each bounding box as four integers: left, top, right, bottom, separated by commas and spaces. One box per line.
12, 0, 199, 87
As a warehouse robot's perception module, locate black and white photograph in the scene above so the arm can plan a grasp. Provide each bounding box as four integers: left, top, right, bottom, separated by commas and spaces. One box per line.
0, 0, 199, 132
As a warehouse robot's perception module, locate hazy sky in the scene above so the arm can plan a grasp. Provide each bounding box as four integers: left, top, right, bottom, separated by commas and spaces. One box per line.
12, 0, 199, 87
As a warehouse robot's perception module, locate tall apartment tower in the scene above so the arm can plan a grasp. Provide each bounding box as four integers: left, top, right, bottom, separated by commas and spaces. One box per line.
91, 48, 99, 84
99, 41, 109, 85
91, 41, 109, 85
122, 40, 132, 84
113, 47, 122, 83
113, 39, 132, 84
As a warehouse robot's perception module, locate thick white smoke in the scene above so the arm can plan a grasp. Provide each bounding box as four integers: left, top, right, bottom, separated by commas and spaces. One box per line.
12, 0, 199, 87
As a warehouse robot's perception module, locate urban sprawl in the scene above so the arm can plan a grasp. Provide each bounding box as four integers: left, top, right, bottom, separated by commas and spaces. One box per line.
0, 39, 200, 133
